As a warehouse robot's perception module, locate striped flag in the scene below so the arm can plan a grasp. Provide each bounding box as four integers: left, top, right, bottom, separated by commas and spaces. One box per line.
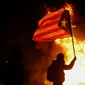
32, 8, 72, 42
38, 8, 65, 26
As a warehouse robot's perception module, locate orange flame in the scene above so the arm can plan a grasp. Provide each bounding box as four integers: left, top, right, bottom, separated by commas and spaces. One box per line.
65, 3, 73, 16
47, 10, 51, 14
46, 3, 74, 16
55, 37, 85, 85
47, 8, 51, 14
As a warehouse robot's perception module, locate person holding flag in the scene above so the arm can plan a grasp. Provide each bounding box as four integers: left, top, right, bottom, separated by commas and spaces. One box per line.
47, 53, 76, 85
32, 2, 77, 85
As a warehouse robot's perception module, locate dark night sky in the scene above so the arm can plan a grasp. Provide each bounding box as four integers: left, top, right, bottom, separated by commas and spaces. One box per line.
0, 0, 85, 71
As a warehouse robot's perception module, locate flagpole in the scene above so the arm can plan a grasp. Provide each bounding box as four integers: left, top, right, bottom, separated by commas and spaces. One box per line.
64, 0, 76, 57
71, 26, 76, 57
69, 11, 76, 57
67, 6, 76, 57
67, 10, 76, 57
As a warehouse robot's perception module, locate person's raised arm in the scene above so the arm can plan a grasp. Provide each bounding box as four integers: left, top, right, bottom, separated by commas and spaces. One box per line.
64, 56, 76, 70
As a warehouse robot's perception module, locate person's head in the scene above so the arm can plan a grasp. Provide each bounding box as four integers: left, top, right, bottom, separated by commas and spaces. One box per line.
56, 53, 65, 63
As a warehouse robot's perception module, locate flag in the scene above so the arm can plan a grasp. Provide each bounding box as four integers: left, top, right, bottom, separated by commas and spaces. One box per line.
38, 8, 65, 27
58, 10, 72, 36
33, 8, 72, 42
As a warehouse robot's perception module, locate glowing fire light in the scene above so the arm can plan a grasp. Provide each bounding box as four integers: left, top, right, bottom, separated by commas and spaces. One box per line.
65, 3, 73, 16
46, 3, 73, 16
47, 10, 51, 14
54, 37, 85, 85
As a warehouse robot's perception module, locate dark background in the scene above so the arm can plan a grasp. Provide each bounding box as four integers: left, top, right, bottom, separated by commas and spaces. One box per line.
0, 0, 85, 82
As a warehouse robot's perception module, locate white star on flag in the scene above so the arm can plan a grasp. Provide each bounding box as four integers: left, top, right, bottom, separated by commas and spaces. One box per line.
61, 18, 67, 28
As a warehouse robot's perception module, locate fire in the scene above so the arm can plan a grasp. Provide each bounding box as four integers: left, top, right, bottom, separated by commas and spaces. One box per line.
65, 3, 73, 16
47, 10, 51, 14
46, 3, 74, 16
54, 37, 85, 85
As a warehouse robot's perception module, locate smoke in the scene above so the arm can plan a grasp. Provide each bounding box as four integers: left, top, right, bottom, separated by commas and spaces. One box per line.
23, 41, 64, 85
24, 47, 49, 85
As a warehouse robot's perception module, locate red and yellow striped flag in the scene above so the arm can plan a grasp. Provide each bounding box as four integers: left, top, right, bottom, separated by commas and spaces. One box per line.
32, 8, 71, 42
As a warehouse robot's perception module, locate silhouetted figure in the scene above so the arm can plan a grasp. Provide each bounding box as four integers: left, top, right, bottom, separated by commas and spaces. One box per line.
47, 53, 76, 85
4, 45, 24, 85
